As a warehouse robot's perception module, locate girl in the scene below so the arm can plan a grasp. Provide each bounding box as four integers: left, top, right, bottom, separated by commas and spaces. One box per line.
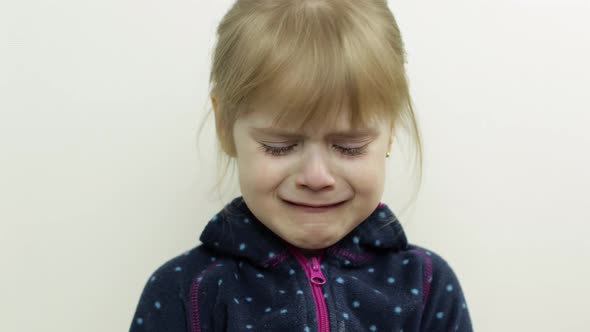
129, 0, 473, 331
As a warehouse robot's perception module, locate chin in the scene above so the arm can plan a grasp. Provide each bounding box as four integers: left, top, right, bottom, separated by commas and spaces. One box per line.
294, 232, 340, 250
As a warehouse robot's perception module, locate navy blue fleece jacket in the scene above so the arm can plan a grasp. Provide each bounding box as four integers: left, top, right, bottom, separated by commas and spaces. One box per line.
129, 196, 473, 331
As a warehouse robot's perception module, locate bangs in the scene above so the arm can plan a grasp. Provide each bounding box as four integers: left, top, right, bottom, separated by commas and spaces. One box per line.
240, 2, 407, 131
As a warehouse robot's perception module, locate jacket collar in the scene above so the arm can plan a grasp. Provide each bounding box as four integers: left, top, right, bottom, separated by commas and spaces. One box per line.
199, 196, 408, 268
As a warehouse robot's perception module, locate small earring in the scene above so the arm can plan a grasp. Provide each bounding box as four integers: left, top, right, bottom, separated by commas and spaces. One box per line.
385, 152, 390, 158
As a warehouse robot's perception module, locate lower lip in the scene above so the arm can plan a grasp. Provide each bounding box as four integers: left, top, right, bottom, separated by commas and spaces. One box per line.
283, 199, 348, 213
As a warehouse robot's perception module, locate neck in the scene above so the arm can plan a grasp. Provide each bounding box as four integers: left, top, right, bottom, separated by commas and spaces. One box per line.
298, 248, 323, 258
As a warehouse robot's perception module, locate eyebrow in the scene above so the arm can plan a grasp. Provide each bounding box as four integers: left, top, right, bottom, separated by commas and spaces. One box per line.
249, 126, 380, 139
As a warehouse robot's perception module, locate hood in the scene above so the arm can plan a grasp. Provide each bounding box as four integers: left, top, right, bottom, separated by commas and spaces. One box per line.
199, 196, 408, 268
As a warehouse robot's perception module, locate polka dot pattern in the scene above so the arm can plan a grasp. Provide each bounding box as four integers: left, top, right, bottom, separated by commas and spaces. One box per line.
128, 196, 473, 332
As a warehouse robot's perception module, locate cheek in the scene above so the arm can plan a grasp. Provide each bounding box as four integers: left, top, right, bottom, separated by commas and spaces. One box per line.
238, 153, 287, 191
345, 155, 386, 194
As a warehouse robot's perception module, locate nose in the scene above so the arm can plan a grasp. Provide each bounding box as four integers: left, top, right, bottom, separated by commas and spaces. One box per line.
295, 147, 336, 191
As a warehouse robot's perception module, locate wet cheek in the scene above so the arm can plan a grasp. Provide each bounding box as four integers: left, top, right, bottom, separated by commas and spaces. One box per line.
347, 157, 385, 193
240, 155, 287, 190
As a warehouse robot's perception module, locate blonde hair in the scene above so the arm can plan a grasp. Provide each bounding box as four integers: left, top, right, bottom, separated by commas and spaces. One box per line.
198, 0, 423, 215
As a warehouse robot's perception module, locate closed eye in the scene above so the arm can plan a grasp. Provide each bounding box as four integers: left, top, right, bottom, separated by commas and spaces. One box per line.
259, 144, 296, 156
258, 143, 368, 157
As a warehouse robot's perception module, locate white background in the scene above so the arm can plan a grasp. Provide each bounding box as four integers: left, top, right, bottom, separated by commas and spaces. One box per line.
1, 0, 589, 331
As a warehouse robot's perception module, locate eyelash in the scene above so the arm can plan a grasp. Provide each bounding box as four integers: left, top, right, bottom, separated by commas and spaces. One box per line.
259, 143, 368, 157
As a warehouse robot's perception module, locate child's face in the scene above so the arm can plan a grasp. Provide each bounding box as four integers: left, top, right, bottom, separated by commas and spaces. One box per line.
232, 105, 393, 251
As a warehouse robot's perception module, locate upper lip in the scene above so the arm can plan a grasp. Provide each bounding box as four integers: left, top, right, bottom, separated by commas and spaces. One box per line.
283, 199, 346, 208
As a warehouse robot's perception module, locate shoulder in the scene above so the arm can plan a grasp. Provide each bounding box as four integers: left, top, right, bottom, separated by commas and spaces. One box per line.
129, 244, 225, 331
140, 244, 223, 294
404, 243, 474, 331
403, 243, 466, 295
403, 243, 460, 276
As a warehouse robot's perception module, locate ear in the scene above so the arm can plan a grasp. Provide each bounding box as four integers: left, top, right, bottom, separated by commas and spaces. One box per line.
211, 96, 218, 113
211, 95, 223, 135
388, 119, 395, 151
210, 96, 237, 158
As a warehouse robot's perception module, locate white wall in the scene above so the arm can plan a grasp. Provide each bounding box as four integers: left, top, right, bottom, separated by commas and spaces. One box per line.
1, 0, 589, 331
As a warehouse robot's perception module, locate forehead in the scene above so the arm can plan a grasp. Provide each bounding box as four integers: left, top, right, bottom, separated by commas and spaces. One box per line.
243, 113, 381, 139
240, 103, 388, 137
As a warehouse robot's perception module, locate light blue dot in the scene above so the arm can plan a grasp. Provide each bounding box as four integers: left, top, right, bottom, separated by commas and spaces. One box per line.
344, 260, 351, 266
342, 313, 349, 319
265, 307, 272, 313
211, 215, 218, 221
289, 269, 295, 275
351, 276, 358, 280
296, 290, 304, 295
150, 276, 156, 282
379, 211, 386, 218
243, 218, 250, 223
211, 257, 216, 262
368, 268, 375, 273
280, 309, 288, 314
394, 306, 402, 314
216, 263, 224, 268
279, 289, 286, 294
446, 284, 453, 292
425, 251, 432, 256
239, 243, 246, 251
256, 273, 264, 278
370, 325, 377, 331
233, 298, 239, 304
234, 273, 239, 280
352, 301, 360, 308
238, 261, 243, 268
336, 277, 344, 284
154, 301, 161, 309
411, 288, 419, 295
374, 240, 381, 246
183, 250, 190, 256
353, 236, 360, 244
387, 277, 396, 284
136, 318, 143, 325
245, 297, 253, 302
174, 266, 182, 272
268, 252, 275, 258
324, 293, 328, 298
218, 279, 223, 286
304, 326, 311, 332
245, 324, 253, 329
462, 302, 466, 309
402, 259, 409, 265
436, 312, 444, 319
373, 288, 382, 294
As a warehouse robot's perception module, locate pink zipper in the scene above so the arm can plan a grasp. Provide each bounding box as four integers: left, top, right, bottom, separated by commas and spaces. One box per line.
288, 246, 330, 332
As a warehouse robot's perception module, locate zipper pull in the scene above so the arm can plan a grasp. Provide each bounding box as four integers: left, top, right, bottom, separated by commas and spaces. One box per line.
309, 257, 326, 285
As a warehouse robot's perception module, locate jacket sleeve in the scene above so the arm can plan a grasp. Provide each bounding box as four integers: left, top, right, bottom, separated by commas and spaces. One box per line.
128, 264, 188, 332
420, 250, 474, 332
